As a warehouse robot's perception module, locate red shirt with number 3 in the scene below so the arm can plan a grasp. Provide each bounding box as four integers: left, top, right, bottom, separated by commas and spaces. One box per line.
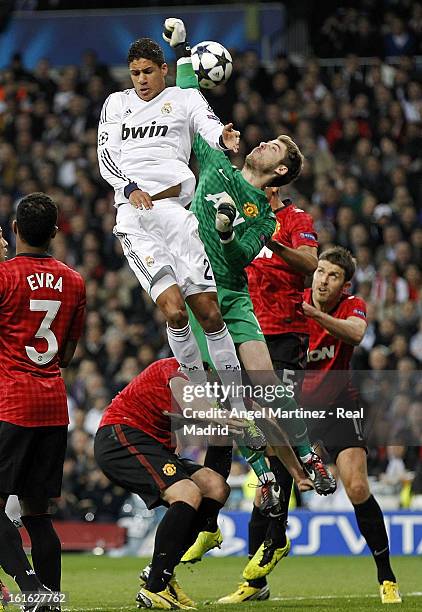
0, 254, 86, 426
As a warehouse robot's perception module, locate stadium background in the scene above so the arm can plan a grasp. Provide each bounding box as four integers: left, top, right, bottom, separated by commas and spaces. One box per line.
0, 0, 422, 563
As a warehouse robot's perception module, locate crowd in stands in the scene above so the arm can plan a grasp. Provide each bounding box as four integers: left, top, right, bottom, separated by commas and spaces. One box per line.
313, 1, 422, 57
0, 4, 421, 520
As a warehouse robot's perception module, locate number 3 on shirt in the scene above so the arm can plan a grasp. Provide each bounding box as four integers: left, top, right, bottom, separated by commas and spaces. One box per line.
25, 299, 61, 365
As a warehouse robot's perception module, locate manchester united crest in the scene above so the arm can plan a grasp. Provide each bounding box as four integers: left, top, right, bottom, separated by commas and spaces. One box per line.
243, 202, 259, 218
161, 102, 172, 115
163, 463, 176, 476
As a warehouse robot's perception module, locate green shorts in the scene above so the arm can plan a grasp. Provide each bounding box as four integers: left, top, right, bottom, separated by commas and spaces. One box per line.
188, 286, 265, 366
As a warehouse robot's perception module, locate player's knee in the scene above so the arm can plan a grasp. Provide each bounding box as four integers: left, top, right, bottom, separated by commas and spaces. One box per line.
180, 481, 203, 510
157, 287, 188, 327
166, 306, 189, 328
166, 479, 202, 510
198, 304, 223, 333
206, 472, 230, 503
346, 480, 370, 505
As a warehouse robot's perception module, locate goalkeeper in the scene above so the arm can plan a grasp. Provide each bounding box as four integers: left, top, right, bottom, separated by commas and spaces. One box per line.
163, 11, 336, 541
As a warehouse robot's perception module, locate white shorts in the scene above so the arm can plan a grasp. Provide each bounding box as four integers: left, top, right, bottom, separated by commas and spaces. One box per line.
114, 199, 217, 302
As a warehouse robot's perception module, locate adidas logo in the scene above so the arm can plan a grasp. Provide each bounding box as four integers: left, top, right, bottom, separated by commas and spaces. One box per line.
124, 108, 132, 117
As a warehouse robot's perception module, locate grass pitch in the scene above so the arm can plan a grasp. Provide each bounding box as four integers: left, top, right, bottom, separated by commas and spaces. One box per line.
2, 555, 421, 611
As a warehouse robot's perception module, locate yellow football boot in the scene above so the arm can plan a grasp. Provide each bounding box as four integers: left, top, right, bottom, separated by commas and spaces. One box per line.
380, 581, 402, 604
217, 582, 270, 604
136, 586, 194, 609
243, 536, 290, 580
180, 528, 223, 563
168, 575, 196, 608
139, 565, 195, 608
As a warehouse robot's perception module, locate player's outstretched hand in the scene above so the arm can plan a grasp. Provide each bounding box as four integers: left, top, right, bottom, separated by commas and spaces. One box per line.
222, 123, 240, 153
129, 189, 153, 210
302, 301, 319, 319
162, 17, 186, 47
216, 196, 236, 235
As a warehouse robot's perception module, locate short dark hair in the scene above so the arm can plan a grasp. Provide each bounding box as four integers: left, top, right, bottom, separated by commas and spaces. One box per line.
127, 38, 165, 66
16, 192, 58, 247
267, 135, 304, 187
319, 246, 356, 282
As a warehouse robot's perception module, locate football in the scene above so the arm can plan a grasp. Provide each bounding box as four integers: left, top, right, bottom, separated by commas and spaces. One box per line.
191, 41, 233, 89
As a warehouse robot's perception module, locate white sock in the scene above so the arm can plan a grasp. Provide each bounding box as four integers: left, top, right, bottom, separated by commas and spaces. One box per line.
167, 323, 207, 385
205, 324, 245, 411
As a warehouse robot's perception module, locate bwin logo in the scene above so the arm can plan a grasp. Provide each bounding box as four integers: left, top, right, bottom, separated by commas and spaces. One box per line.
122, 121, 169, 140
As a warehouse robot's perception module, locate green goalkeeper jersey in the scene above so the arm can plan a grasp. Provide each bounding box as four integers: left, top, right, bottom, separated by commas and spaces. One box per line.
177, 63, 276, 291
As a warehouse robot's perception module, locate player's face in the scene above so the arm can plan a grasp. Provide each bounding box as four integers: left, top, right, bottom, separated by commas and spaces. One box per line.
246, 139, 288, 174
129, 58, 168, 101
0, 227, 8, 262
312, 260, 349, 305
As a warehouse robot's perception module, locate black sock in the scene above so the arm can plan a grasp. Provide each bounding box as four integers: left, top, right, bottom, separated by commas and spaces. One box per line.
266, 516, 287, 549
247, 505, 269, 589
248, 505, 269, 557
193, 497, 223, 534
204, 446, 233, 480
21, 515, 61, 591
0, 510, 42, 592
353, 495, 396, 584
147, 501, 197, 593
183, 498, 223, 557
247, 457, 291, 591
269, 455, 293, 517
247, 505, 287, 589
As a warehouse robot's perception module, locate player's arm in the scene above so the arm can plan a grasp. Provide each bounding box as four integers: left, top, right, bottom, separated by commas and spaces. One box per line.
163, 17, 239, 153
59, 339, 78, 368
216, 196, 276, 269
257, 418, 313, 490
97, 94, 152, 209
302, 305, 367, 346
268, 446, 313, 491
187, 89, 239, 153
164, 20, 219, 169
267, 242, 318, 274
267, 205, 318, 274
58, 279, 86, 368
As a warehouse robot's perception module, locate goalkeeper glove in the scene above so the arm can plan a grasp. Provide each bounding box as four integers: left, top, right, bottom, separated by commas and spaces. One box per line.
162, 17, 191, 60
216, 196, 237, 241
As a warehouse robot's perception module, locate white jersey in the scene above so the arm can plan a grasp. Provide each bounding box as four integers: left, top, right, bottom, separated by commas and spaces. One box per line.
97, 86, 225, 207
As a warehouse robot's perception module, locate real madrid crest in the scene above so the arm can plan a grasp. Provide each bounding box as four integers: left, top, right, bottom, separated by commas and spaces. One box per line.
145, 256, 154, 267
161, 102, 172, 115
243, 202, 259, 218
163, 463, 176, 476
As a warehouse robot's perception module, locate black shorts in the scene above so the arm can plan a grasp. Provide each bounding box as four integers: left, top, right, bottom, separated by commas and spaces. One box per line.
94, 425, 203, 509
305, 399, 367, 463
0, 421, 68, 499
265, 333, 309, 399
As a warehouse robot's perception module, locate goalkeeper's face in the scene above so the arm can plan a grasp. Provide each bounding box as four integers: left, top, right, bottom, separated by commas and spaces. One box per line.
129, 58, 168, 101
246, 139, 288, 175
